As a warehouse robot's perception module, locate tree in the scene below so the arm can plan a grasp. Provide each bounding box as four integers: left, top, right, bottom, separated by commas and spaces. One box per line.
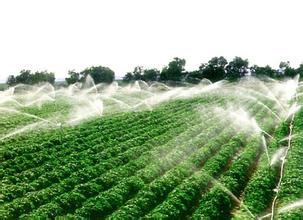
81, 66, 115, 84
284, 67, 297, 78
253, 65, 276, 78
65, 66, 115, 85
277, 61, 296, 78
296, 64, 303, 78
225, 57, 249, 80
143, 69, 159, 81
184, 70, 201, 84
123, 72, 134, 82
32, 71, 55, 84
16, 70, 32, 84
6, 75, 16, 86
160, 57, 186, 81
9, 70, 55, 85
65, 70, 81, 85
132, 66, 144, 81
199, 56, 227, 82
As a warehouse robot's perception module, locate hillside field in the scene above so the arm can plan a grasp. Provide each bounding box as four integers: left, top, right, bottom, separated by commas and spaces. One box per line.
0, 77, 302, 219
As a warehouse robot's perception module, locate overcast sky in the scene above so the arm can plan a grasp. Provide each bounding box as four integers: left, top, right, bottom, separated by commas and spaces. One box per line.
0, 0, 302, 82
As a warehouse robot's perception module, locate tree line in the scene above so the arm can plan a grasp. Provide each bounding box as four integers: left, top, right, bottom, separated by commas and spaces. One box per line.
6, 56, 303, 86
123, 57, 303, 84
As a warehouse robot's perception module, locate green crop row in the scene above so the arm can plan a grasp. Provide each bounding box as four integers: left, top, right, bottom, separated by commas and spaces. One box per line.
190, 108, 275, 220
19, 108, 226, 218
233, 121, 289, 218
0, 109, 198, 218
145, 133, 246, 219
76, 127, 235, 219
275, 106, 303, 219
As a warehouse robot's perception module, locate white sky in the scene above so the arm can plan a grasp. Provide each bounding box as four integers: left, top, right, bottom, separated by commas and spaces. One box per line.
0, 0, 303, 82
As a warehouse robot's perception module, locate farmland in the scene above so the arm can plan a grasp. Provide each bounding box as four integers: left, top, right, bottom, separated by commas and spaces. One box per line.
0, 76, 302, 219
0, 84, 8, 91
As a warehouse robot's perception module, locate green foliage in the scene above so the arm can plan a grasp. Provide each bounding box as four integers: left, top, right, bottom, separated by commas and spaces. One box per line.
1, 88, 302, 219
143, 68, 160, 81
160, 57, 186, 81
123, 67, 160, 82
225, 56, 249, 80
0, 83, 8, 91
296, 63, 303, 77
275, 106, 303, 219
65, 66, 115, 85
198, 56, 227, 82
7, 70, 55, 86
253, 65, 276, 78
237, 122, 289, 215
122, 72, 134, 82
65, 70, 81, 85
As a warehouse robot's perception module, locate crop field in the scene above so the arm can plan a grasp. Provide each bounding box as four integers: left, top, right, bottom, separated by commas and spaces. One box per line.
0, 76, 302, 219
0, 84, 8, 92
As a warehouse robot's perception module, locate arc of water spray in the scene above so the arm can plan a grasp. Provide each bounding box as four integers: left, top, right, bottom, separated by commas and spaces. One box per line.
258, 199, 303, 220
0, 107, 60, 127
0, 121, 44, 142
234, 90, 282, 122
200, 170, 256, 219
237, 87, 287, 115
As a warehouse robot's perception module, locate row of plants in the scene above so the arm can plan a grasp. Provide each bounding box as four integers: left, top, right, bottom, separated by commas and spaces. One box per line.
1, 100, 188, 164
0, 100, 71, 136
190, 136, 262, 219
62, 97, 267, 218
19, 105, 232, 218
0, 94, 228, 218
1, 95, 225, 175
1, 106, 188, 183
1, 93, 222, 164
145, 133, 247, 219
0, 109, 199, 218
0, 91, 280, 218
1, 110, 154, 163
103, 125, 241, 219
232, 121, 289, 219
0, 96, 226, 218
1, 98, 202, 178
275, 102, 303, 219
190, 107, 276, 219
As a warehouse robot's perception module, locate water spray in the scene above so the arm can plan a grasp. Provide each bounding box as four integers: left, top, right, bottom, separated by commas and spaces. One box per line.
0, 107, 59, 127
269, 75, 300, 220
201, 170, 256, 219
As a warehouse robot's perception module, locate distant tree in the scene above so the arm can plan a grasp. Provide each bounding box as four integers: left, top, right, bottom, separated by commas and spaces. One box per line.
296, 63, 303, 77
32, 71, 55, 84
132, 66, 144, 81
9, 70, 55, 85
160, 57, 186, 81
123, 72, 134, 82
6, 75, 16, 86
225, 57, 249, 80
253, 65, 276, 78
276, 61, 289, 77
184, 70, 201, 84
65, 70, 81, 85
277, 61, 296, 78
81, 66, 115, 84
284, 67, 297, 78
143, 68, 160, 81
122, 67, 160, 82
16, 70, 32, 84
199, 56, 227, 82
65, 66, 115, 85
